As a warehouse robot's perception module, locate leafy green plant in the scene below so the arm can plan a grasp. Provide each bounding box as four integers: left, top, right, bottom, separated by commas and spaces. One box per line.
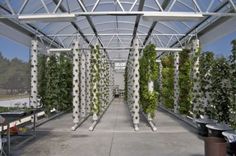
38, 54, 47, 106
139, 44, 158, 118
91, 45, 101, 116
161, 54, 174, 109
103, 60, 110, 106
229, 39, 236, 128
154, 63, 160, 105
211, 57, 231, 123
191, 47, 203, 118
124, 66, 128, 101
43, 55, 60, 114
38, 54, 72, 114
57, 54, 73, 111
199, 52, 214, 117
179, 49, 191, 115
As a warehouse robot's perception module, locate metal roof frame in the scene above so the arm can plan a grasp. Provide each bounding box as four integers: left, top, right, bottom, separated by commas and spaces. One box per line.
0, 0, 236, 60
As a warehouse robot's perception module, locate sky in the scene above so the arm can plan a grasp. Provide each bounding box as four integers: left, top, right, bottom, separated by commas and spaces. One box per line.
0, 36, 29, 62
203, 31, 236, 57
0, 31, 236, 62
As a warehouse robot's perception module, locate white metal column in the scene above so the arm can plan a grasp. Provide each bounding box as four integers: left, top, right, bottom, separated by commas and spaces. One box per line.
80, 51, 86, 118
104, 59, 109, 106
109, 64, 114, 102
204, 69, 212, 117
127, 52, 133, 114
91, 47, 99, 121
30, 40, 38, 108
192, 39, 201, 119
85, 51, 91, 114
174, 52, 180, 113
159, 61, 163, 106
100, 51, 105, 111
72, 40, 80, 130
132, 38, 140, 130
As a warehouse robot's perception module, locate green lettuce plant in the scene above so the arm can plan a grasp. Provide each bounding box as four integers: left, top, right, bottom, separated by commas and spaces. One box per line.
154, 63, 160, 106
57, 54, 73, 111
91, 45, 101, 116
179, 49, 191, 115
38, 54, 47, 107
38, 54, 73, 114
199, 52, 214, 118
139, 44, 158, 118
161, 54, 174, 109
211, 57, 231, 123
191, 47, 203, 118
43, 55, 60, 114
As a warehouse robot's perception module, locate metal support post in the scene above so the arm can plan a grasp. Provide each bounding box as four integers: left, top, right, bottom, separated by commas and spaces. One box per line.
80, 51, 86, 118
85, 51, 91, 114
132, 38, 140, 130
30, 40, 38, 126
174, 52, 180, 113
191, 39, 201, 119
72, 40, 80, 130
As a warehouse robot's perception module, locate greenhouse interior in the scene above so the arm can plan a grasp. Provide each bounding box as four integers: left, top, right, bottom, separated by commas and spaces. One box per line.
0, 0, 236, 156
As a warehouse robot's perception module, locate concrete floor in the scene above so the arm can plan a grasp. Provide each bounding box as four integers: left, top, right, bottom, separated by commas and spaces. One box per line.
13, 98, 204, 156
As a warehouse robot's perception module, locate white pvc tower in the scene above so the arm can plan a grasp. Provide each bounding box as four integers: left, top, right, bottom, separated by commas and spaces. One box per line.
72, 40, 80, 130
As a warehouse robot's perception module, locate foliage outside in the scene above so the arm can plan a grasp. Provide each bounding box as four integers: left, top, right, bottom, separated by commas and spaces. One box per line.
0, 52, 30, 96
229, 40, 236, 128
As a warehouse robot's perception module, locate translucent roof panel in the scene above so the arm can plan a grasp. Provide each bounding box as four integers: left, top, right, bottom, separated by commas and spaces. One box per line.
0, 0, 235, 60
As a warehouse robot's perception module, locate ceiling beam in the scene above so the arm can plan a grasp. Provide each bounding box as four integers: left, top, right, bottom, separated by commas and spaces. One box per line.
142, 0, 172, 46
52, 0, 90, 45
130, 0, 145, 45
78, 47, 182, 51
76, 0, 109, 58
155, 47, 182, 52
170, 1, 229, 48
48, 48, 72, 52
36, 33, 192, 37
0, 4, 62, 48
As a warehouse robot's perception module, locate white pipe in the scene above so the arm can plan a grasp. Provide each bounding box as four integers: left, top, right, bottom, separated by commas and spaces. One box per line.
141, 111, 157, 132
148, 121, 157, 131
71, 114, 91, 131
88, 98, 114, 131
134, 124, 139, 131
89, 121, 97, 131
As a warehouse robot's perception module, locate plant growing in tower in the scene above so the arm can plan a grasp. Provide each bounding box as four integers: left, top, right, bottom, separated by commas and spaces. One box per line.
44, 55, 60, 114
179, 49, 191, 115
191, 46, 203, 118
211, 57, 231, 123
161, 54, 174, 109
139, 44, 158, 118
199, 52, 214, 118
91, 45, 101, 120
